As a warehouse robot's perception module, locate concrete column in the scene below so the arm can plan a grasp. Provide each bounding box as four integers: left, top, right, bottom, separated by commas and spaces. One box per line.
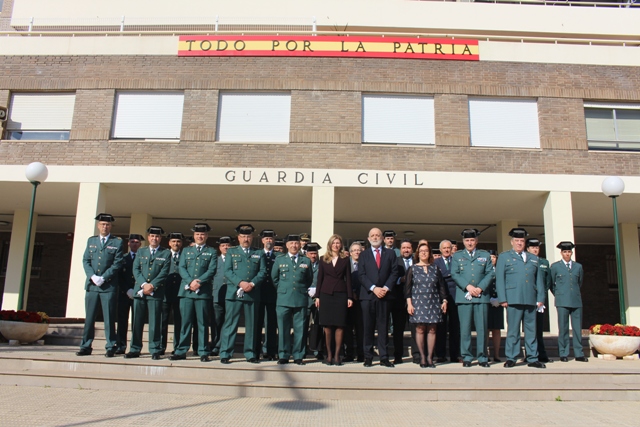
543, 191, 575, 334
619, 223, 640, 325
495, 220, 518, 254
1, 210, 38, 310
65, 183, 105, 318
311, 186, 334, 250
129, 213, 153, 247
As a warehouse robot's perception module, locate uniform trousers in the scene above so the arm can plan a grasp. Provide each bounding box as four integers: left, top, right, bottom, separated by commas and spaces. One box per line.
81, 291, 117, 351
175, 298, 210, 356
211, 300, 225, 353
219, 299, 257, 360
276, 305, 307, 360
130, 297, 162, 354
361, 297, 390, 360
505, 304, 538, 363
458, 303, 489, 363
557, 306, 584, 358
256, 301, 278, 356
161, 296, 181, 353
116, 292, 132, 351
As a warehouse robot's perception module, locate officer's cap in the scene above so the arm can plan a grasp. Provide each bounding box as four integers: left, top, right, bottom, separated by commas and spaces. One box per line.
461, 229, 480, 239
450, 240, 458, 246
488, 249, 497, 256
235, 224, 255, 235
509, 228, 528, 238
260, 229, 276, 238
274, 238, 284, 247
432, 248, 441, 256
128, 234, 144, 242
525, 238, 541, 248
383, 230, 396, 238
556, 241, 575, 251
185, 236, 195, 244
147, 226, 164, 236
305, 242, 322, 252
300, 233, 310, 242
217, 236, 232, 244
191, 223, 211, 233
355, 240, 366, 247
167, 232, 184, 240
95, 213, 115, 222
285, 234, 300, 243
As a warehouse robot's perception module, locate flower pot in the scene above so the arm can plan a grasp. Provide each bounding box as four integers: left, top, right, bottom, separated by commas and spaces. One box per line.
0, 320, 49, 344
589, 334, 640, 358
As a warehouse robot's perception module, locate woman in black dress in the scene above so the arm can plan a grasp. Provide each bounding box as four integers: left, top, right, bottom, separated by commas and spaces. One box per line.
405, 243, 448, 368
315, 234, 353, 365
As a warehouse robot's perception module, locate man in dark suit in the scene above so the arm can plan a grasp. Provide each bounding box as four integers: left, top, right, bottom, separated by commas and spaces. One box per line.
211, 236, 231, 356
116, 234, 143, 354
434, 239, 461, 364
255, 229, 278, 360
161, 232, 183, 355
390, 239, 411, 364
358, 227, 399, 367
345, 241, 365, 362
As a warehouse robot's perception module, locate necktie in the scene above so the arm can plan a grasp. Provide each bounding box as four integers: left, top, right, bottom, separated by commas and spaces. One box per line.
405, 258, 410, 269
353, 262, 358, 271
566, 262, 571, 270
101, 237, 106, 248
518, 252, 524, 261
245, 248, 249, 255
375, 248, 381, 268
151, 248, 156, 258
131, 253, 136, 261
445, 257, 450, 269
173, 254, 178, 262
197, 246, 202, 253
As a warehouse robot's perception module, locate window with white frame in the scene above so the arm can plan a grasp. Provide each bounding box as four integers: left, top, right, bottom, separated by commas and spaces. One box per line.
5, 93, 76, 141
362, 95, 435, 145
217, 92, 291, 143
469, 98, 540, 149
585, 102, 640, 151
112, 92, 184, 140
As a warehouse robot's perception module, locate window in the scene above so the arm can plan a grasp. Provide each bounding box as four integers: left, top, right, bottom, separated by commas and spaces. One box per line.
5, 93, 76, 140
112, 92, 184, 140
0, 241, 43, 278
362, 95, 435, 145
469, 98, 540, 148
585, 103, 640, 151
217, 92, 291, 143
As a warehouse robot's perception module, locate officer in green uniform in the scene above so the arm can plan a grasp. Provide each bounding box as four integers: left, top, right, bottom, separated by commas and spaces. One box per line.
496, 228, 546, 368
124, 226, 171, 360
170, 223, 217, 362
450, 229, 494, 368
256, 229, 278, 360
526, 238, 553, 363
274, 238, 285, 254
220, 224, 267, 364
161, 232, 184, 355
116, 234, 142, 354
211, 236, 231, 356
272, 234, 314, 365
77, 213, 125, 357
550, 241, 587, 362
383, 230, 402, 257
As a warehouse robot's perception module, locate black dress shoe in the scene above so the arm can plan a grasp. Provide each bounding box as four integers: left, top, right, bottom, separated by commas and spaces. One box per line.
158, 350, 166, 356
124, 352, 140, 359
435, 357, 447, 364
247, 358, 260, 364
169, 354, 186, 361
412, 356, 421, 364
539, 356, 550, 363
343, 356, 354, 363
528, 361, 546, 369
262, 354, 275, 361
363, 358, 373, 367
294, 359, 305, 365
428, 363, 436, 368
394, 358, 404, 365
462, 361, 472, 368
220, 358, 231, 364
334, 360, 344, 366
504, 360, 516, 368
210, 349, 219, 357
559, 356, 569, 362
316, 353, 324, 361
380, 359, 395, 368
200, 355, 211, 362
479, 362, 490, 368
420, 363, 428, 368
193, 351, 199, 357
357, 356, 365, 363
151, 354, 161, 360
493, 357, 502, 363
575, 356, 588, 362
105, 349, 116, 358
277, 359, 289, 365
76, 348, 92, 356
115, 348, 126, 355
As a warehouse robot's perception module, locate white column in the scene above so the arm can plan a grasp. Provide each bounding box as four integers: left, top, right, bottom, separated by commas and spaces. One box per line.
65, 183, 105, 318
619, 223, 640, 325
495, 220, 518, 254
129, 213, 153, 247
311, 186, 334, 249
543, 191, 575, 335
1, 210, 38, 310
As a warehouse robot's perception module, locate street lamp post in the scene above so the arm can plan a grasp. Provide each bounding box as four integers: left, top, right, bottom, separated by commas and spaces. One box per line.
17, 162, 48, 311
602, 176, 626, 325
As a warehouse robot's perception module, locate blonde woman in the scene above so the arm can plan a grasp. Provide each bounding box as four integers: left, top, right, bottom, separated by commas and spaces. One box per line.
315, 234, 353, 365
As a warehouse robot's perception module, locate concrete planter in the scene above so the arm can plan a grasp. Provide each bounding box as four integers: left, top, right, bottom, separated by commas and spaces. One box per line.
589, 334, 640, 358
0, 320, 49, 344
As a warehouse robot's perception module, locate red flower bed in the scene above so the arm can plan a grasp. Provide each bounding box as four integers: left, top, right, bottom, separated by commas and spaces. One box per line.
0, 310, 49, 324
589, 323, 640, 337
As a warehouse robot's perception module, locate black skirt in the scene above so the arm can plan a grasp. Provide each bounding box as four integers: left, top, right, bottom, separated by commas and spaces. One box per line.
487, 305, 505, 330
319, 291, 348, 327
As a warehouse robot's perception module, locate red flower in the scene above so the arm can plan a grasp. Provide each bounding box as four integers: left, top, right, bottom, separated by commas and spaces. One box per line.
590, 323, 640, 337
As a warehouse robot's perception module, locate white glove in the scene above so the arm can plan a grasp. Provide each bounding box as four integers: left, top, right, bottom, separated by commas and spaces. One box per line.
308, 287, 316, 298
126, 288, 134, 299
490, 297, 500, 307
91, 275, 105, 287
236, 288, 245, 298
136, 289, 144, 298
537, 304, 546, 313
465, 292, 473, 301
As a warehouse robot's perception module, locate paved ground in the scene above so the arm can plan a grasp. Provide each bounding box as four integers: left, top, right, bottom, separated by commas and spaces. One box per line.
2, 385, 640, 426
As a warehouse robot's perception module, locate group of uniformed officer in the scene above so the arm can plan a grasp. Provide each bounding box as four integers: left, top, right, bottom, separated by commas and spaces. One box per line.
77, 213, 585, 367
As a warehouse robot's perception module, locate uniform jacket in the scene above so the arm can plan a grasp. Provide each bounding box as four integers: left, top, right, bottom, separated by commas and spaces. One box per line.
495, 250, 545, 306
224, 246, 266, 302
164, 251, 182, 302
550, 260, 584, 308
132, 246, 171, 300
83, 235, 125, 292
450, 249, 495, 304
119, 252, 137, 296
260, 250, 278, 304
271, 253, 314, 308
212, 254, 228, 303
357, 246, 399, 300
178, 245, 218, 299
